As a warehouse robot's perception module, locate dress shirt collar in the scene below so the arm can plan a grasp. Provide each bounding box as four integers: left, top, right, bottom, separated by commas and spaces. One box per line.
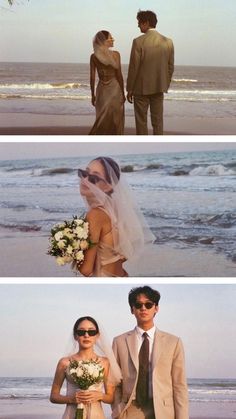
135, 325, 156, 339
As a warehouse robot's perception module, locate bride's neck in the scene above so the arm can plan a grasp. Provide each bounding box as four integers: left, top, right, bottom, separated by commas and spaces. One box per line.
77, 348, 97, 360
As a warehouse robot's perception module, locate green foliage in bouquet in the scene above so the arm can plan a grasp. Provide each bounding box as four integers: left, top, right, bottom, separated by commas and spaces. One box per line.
69, 359, 104, 390
48, 215, 93, 268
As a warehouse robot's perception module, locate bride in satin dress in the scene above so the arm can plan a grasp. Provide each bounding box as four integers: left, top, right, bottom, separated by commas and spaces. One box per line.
76, 156, 154, 277
50, 316, 121, 419
89, 30, 125, 135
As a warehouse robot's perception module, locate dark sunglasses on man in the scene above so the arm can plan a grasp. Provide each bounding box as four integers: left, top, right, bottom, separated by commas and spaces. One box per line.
133, 302, 155, 310
78, 168, 106, 185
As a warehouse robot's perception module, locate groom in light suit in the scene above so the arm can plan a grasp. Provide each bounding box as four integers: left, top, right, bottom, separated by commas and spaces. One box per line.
127, 10, 174, 135
112, 286, 189, 419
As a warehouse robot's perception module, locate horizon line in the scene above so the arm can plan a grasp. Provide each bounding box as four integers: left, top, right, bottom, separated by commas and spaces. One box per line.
0, 61, 235, 69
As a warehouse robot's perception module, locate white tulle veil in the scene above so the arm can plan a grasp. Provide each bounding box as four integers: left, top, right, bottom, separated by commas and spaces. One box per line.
64, 319, 122, 386
93, 31, 119, 69
80, 157, 155, 262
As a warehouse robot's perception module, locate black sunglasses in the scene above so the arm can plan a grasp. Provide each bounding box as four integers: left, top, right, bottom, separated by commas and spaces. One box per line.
133, 302, 155, 310
78, 168, 106, 185
76, 329, 98, 337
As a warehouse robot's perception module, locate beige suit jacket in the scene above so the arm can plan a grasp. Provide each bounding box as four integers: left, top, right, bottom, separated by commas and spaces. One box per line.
127, 30, 174, 95
112, 328, 189, 419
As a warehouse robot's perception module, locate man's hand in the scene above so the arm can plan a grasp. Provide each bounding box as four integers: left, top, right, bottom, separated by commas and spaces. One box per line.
127, 91, 133, 104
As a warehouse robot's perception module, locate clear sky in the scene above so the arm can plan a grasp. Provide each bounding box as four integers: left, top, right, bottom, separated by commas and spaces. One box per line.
0, 0, 236, 66
1, 140, 236, 161
0, 283, 236, 378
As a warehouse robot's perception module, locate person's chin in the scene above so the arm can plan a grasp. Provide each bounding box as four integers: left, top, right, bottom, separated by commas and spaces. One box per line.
80, 185, 89, 195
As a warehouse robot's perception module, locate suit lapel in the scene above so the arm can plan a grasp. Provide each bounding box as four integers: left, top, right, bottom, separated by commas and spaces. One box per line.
151, 329, 165, 371
126, 330, 139, 371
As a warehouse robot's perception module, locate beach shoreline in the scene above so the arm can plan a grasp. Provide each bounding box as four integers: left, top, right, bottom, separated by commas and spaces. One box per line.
1, 233, 235, 277
1, 398, 236, 419
0, 113, 236, 135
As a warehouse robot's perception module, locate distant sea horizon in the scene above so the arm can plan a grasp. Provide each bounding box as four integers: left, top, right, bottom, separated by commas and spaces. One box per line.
1, 376, 236, 402
1, 61, 236, 67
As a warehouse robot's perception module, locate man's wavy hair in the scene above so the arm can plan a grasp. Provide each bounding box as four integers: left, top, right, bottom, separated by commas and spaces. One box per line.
137, 10, 158, 28
128, 286, 161, 308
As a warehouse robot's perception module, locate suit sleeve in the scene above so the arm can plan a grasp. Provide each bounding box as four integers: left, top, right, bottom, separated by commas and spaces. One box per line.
172, 338, 189, 419
127, 39, 141, 92
167, 39, 174, 87
112, 338, 123, 418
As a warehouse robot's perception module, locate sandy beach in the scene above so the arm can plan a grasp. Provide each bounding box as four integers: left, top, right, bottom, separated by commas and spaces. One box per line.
1, 398, 236, 419
1, 232, 235, 277
0, 113, 236, 135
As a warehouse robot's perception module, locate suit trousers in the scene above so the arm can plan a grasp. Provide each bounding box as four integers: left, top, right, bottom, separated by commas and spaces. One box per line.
134, 93, 164, 135
121, 400, 155, 419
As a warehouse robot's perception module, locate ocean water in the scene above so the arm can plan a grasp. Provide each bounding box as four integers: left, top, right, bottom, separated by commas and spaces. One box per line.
0, 377, 236, 416
0, 149, 236, 265
0, 62, 236, 119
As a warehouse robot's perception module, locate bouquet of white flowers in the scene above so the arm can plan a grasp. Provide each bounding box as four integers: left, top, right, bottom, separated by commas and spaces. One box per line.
48, 216, 91, 271
68, 359, 104, 419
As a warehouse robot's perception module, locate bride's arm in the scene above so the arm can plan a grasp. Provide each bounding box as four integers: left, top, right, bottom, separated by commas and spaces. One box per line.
77, 208, 103, 277
50, 358, 75, 404
90, 54, 96, 106
102, 359, 116, 404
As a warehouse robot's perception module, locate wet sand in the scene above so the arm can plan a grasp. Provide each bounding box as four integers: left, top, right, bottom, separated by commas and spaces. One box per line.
0, 233, 235, 277
1, 399, 236, 419
0, 113, 236, 135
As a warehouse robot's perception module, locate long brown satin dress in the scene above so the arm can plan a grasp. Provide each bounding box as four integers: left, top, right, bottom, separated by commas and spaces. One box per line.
89, 56, 124, 135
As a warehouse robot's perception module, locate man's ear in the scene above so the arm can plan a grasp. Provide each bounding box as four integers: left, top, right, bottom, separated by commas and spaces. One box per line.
130, 307, 134, 314
154, 305, 159, 317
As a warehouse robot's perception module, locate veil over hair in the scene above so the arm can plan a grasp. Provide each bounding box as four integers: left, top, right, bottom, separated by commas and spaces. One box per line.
64, 319, 122, 386
80, 157, 155, 262
93, 31, 119, 69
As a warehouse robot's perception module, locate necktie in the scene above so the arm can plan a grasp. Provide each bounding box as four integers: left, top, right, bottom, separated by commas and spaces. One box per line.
136, 332, 149, 406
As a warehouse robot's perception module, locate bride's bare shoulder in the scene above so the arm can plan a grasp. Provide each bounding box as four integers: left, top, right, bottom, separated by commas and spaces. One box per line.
57, 356, 70, 368
86, 207, 110, 222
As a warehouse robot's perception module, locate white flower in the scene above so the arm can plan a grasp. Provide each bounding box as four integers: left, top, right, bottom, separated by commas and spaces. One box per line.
73, 240, 81, 249
66, 245, 73, 255
75, 366, 83, 377
63, 229, 74, 239
87, 364, 99, 378
80, 240, 89, 250
75, 218, 84, 226
70, 368, 77, 374
58, 223, 66, 229
64, 228, 71, 233
75, 250, 84, 262
57, 240, 66, 249
75, 226, 87, 239
56, 256, 66, 266
54, 231, 64, 241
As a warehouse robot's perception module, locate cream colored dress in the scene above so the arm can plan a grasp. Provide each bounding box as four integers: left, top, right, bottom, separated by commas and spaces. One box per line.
93, 228, 128, 277
62, 369, 105, 419
89, 56, 124, 135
